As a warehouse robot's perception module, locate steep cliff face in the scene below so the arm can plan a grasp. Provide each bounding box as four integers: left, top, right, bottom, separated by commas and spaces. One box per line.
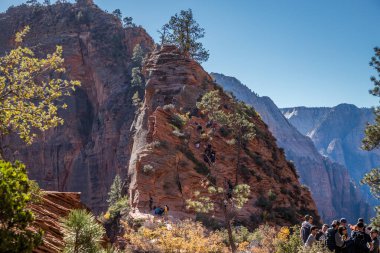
0, 3, 154, 212
127, 46, 319, 226
282, 105, 380, 206
30, 192, 89, 253
211, 73, 372, 222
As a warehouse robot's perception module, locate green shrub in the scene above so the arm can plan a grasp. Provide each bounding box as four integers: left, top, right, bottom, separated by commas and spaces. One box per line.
142, 164, 154, 174
108, 196, 130, 219
169, 114, 185, 129
0, 160, 43, 252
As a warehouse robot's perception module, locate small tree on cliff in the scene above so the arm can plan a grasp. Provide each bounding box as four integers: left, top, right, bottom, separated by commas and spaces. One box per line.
361, 46, 380, 228
159, 9, 209, 63
197, 90, 256, 184
112, 9, 122, 21
0, 26, 80, 145
187, 90, 256, 252
0, 160, 43, 252
186, 181, 250, 253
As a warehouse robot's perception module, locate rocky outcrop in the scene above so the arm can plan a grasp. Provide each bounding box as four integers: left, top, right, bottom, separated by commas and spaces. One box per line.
30, 191, 88, 253
212, 73, 372, 222
0, 3, 154, 213
126, 46, 319, 226
282, 105, 380, 206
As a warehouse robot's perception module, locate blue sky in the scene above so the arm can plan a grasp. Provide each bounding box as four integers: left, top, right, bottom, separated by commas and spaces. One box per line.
1, 1, 380, 108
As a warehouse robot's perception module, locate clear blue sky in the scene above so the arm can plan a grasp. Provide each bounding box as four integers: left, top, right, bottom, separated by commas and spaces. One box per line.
1, 0, 380, 108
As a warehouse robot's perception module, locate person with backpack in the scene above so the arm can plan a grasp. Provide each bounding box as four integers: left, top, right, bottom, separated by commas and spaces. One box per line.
300, 215, 313, 244
370, 229, 379, 253
326, 220, 340, 252
336, 225, 354, 253
352, 222, 372, 253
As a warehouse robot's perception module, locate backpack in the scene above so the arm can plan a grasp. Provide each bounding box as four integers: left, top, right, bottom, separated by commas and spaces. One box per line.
301, 223, 311, 243
325, 228, 336, 251
353, 231, 369, 253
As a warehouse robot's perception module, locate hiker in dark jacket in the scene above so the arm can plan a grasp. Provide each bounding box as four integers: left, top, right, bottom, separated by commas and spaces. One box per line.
352, 222, 372, 253
300, 215, 313, 244
326, 220, 340, 251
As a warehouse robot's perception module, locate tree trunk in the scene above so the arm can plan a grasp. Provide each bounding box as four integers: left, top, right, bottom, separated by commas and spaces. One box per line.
224, 209, 237, 253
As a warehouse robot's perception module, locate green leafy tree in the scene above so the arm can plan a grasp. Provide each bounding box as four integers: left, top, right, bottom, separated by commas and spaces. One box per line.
61, 209, 105, 253
0, 26, 80, 144
159, 9, 209, 63
112, 9, 122, 21
26, 0, 38, 5
361, 47, 380, 229
130, 44, 146, 88
0, 160, 43, 252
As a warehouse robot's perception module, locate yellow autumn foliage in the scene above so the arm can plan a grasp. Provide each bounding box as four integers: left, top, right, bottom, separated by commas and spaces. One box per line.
0, 26, 80, 144
125, 219, 227, 253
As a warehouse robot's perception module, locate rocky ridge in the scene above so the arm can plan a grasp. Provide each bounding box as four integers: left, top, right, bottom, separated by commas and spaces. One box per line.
211, 73, 372, 222
126, 46, 319, 226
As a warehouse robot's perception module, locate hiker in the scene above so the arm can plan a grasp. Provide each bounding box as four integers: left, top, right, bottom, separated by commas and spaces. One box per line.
149, 196, 154, 211
370, 229, 379, 253
316, 224, 329, 241
351, 222, 372, 253
336, 225, 352, 253
305, 226, 319, 247
210, 150, 216, 163
164, 205, 169, 215
206, 120, 213, 128
300, 215, 313, 244
326, 220, 340, 252
340, 218, 348, 230
154, 206, 164, 216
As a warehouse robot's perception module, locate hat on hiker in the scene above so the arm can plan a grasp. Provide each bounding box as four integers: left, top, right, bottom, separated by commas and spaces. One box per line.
304, 214, 310, 221
358, 218, 364, 223
331, 220, 340, 227
340, 218, 347, 224
370, 228, 379, 234
357, 222, 365, 228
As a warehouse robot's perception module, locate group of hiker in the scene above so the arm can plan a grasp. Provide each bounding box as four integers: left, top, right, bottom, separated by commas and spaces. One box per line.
301, 215, 379, 253
149, 197, 169, 217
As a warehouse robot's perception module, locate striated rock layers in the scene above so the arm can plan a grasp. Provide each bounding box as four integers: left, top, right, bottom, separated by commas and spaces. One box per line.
126, 45, 319, 226
282, 105, 380, 206
211, 73, 372, 222
30, 191, 88, 253
0, 3, 154, 212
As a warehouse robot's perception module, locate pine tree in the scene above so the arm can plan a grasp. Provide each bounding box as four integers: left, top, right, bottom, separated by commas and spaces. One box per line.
159, 9, 209, 63
123, 17, 134, 28
61, 209, 105, 253
112, 9, 122, 21
107, 175, 123, 206
361, 47, 380, 229
187, 90, 256, 253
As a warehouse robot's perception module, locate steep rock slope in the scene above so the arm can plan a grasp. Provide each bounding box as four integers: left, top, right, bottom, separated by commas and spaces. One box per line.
282, 105, 380, 204
0, 2, 154, 212
211, 73, 372, 222
30, 192, 88, 253
127, 46, 319, 226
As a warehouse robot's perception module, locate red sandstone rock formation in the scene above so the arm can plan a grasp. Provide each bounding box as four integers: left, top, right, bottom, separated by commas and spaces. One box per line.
30, 192, 87, 253
127, 45, 319, 226
0, 3, 154, 213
